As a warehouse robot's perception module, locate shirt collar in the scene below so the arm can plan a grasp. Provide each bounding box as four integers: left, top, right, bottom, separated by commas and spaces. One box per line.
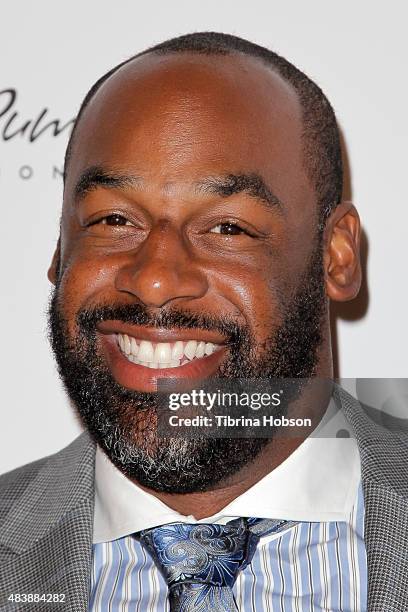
93, 398, 361, 543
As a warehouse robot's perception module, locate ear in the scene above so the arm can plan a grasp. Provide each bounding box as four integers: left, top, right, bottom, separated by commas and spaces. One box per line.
47, 238, 61, 285
324, 202, 361, 302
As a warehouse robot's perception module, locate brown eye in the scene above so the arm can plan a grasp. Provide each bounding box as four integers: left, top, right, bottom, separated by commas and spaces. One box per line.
102, 214, 131, 226
209, 222, 246, 235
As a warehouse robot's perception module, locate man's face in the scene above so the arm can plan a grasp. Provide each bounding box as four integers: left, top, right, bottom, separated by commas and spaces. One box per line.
49, 52, 327, 492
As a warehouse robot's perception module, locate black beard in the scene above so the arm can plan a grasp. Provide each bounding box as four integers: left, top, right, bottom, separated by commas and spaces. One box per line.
48, 242, 326, 493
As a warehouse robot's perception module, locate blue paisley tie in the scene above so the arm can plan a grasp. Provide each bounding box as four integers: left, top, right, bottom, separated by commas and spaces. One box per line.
138, 517, 296, 611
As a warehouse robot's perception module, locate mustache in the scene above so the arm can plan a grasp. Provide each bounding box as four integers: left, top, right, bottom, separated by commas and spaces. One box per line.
76, 302, 247, 345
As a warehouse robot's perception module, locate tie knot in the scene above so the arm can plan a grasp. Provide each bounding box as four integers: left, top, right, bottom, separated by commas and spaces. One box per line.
138, 518, 259, 589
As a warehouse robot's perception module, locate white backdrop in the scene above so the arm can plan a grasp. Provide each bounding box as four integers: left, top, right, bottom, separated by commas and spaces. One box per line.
1, 0, 407, 474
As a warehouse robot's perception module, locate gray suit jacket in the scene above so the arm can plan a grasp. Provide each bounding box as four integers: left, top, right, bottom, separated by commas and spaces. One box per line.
0, 387, 407, 611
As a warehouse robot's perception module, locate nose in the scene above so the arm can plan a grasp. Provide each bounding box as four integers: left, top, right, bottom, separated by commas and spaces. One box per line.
115, 223, 208, 308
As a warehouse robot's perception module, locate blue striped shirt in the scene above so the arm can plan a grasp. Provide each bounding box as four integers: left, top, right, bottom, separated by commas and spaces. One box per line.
89, 481, 367, 611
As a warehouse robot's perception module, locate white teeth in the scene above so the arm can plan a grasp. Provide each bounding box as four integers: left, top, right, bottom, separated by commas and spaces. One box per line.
124, 334, 131, 355
154, 342, 171, 364
196, 341, 205, 359
138, 340, 154, 362
205, 342, 215, 355
171, 341, 184, 360
117, 334, 221, 367
130, 337, 138, 356
184, 340, 198, 360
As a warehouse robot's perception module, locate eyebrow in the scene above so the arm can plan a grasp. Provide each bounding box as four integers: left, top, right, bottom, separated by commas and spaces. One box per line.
74, 166, 142, 201
73, 165, 283, 212
195, 173, 283, 211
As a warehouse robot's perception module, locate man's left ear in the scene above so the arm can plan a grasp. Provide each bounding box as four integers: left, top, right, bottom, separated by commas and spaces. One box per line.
324, 201, 361, 301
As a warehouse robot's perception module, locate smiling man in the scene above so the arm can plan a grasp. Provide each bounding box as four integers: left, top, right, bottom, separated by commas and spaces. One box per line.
1, 32, 407, 612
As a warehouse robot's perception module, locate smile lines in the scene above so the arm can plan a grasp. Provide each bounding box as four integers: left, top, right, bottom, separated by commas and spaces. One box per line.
117, 334, 220, 369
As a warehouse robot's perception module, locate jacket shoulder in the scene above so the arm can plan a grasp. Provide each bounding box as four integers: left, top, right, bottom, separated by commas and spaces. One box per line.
0, 455, 50, 524
0, 433, 94, 530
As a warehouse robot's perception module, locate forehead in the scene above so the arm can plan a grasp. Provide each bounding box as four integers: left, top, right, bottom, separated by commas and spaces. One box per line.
66, 52, 308, 201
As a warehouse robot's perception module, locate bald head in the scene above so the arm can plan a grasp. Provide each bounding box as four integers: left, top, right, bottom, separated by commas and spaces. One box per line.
64, 32, 343, 226
65, 51, 306, 211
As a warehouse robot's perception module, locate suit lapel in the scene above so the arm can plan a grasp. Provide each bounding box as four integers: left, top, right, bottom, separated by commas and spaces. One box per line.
363, 480, 408, 612
0, 433, 95, 611
335, 385, 408, 611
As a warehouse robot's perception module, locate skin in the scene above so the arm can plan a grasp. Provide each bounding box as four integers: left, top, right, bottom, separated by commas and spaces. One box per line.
48, 52, 361, 518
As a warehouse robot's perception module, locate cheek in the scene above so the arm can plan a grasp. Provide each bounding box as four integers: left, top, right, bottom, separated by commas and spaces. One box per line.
209, 259, 288, 343
57, 255, 119, 335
